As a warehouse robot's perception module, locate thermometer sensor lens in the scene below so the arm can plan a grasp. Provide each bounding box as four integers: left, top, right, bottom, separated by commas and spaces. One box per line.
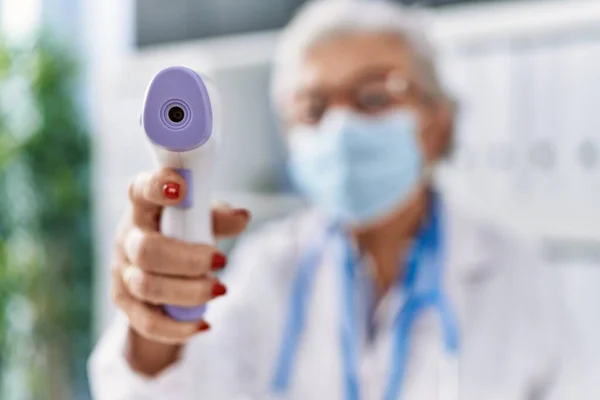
168, 106, 185, 123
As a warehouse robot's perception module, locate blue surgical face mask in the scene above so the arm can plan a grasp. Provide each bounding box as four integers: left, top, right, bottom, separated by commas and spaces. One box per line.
288, 109, 424, 224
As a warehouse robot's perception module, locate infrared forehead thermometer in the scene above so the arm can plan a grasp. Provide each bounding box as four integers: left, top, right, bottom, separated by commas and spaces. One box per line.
141, 66, 219, 322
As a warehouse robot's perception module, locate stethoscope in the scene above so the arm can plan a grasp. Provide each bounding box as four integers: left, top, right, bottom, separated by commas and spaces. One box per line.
271, 193, 460, 400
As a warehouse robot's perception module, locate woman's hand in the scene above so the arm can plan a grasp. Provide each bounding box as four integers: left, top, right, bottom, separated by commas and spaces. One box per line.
111, 168, 250, 375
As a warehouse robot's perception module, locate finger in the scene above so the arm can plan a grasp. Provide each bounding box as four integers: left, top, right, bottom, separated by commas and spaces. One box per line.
112, 263, 208, 344
212, 203, 251, 238
128, 170, 183, 231
127, 299, 202, 344
129, 169, 188, 209
123, 265, 227, 306
110, 259, 130, 309
124, 228, 227, 276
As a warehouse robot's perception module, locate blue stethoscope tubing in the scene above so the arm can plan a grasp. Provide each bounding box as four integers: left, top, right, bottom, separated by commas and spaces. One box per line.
272, 194, 459, 399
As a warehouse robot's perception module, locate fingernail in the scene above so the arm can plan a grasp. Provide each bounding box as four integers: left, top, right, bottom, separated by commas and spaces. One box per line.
212, 282, 227, 297
163, 182, 180, 199
197, 321, 210, 332
122, 266, 141, 289
211, 253, 227, 270
214, 201, 232, 210
233, 209, 250, 220
124, 229, 144, 263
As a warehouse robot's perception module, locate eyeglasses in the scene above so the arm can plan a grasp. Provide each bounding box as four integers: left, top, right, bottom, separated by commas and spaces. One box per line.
287, 69, 430, 126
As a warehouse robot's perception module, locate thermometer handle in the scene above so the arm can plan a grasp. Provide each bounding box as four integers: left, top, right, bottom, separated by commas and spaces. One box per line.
141, 66, 219, 322
161, 162, 214, 321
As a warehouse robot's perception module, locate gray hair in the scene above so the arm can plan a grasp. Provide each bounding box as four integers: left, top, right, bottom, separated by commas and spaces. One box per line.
270, 0, 451, 115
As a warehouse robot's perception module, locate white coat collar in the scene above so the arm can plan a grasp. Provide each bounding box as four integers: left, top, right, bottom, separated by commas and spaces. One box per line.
296, 189, 497, 290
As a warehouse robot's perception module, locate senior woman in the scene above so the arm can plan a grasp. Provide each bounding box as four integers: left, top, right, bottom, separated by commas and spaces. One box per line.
89, 1, 564, 399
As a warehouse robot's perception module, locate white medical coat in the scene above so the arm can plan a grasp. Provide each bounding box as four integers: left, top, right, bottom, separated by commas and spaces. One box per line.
88, 194, 567, 400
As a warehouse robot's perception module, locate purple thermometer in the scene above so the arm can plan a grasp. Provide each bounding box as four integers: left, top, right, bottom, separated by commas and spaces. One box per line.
141, 66, 220, 321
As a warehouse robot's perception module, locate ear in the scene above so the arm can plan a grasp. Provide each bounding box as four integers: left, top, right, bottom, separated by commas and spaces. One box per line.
420, 100, 454, 164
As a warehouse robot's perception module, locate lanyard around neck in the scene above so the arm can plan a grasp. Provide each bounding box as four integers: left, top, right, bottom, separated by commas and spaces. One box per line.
271, 195, 459, 399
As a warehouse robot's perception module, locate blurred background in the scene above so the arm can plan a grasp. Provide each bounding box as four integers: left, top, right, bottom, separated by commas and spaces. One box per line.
0, 0, 600, 398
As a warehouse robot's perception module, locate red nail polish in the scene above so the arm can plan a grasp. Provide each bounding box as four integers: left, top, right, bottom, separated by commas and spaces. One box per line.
211, 253, 227, 270
212, 282, 227, 297
163, 183, 180, 199
197, 321, 210, 332
233, 209, 250, 219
